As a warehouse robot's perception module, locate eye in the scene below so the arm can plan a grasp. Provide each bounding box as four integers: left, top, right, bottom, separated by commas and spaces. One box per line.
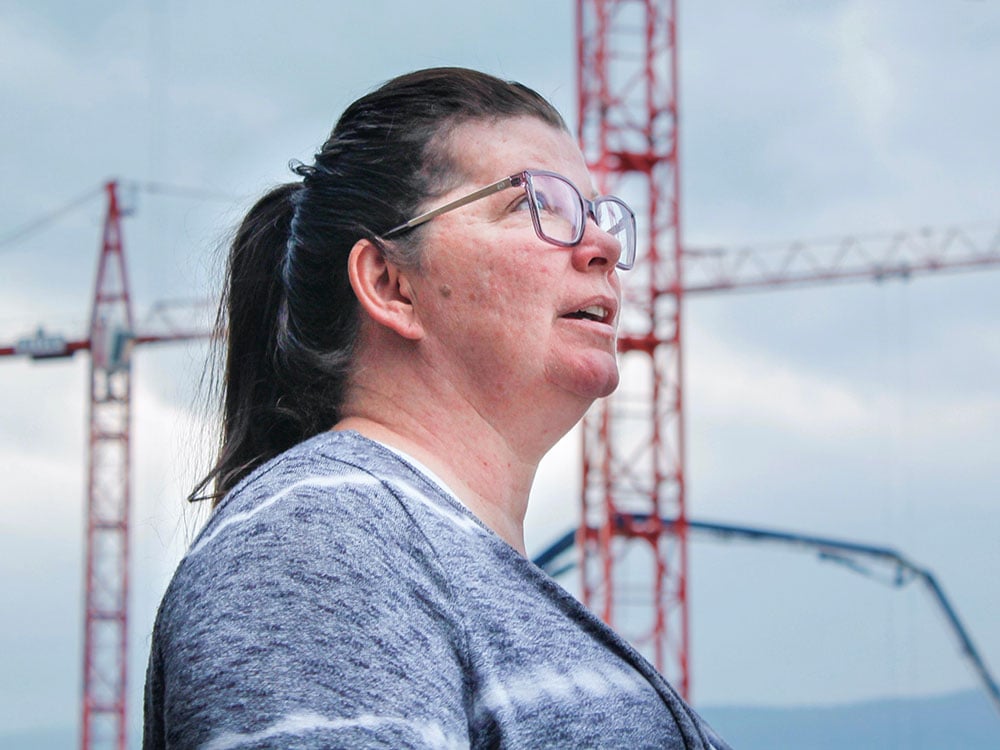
532, 189, 556, 213
512, 194, 534, 212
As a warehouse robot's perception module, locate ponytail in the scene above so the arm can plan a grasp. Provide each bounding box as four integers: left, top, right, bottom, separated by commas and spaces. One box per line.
192, 182, 351, 503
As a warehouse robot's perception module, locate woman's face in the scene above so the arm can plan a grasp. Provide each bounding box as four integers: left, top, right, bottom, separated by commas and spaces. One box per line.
407, 116, 623, 435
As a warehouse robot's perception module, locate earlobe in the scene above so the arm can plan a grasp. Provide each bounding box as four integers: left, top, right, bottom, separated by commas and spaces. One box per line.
347, 239, 424, 340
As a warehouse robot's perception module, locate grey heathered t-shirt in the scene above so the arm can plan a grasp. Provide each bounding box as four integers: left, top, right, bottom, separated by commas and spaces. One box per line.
143, 430, 730, 749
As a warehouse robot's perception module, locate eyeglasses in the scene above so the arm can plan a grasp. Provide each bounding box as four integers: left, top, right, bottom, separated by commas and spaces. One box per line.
383, 169, 637, 270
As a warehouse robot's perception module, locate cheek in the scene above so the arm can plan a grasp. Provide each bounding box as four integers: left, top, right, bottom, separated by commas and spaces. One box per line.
433, 238, 558, 335
430, 263, 509, 341
467, 258, 530, 314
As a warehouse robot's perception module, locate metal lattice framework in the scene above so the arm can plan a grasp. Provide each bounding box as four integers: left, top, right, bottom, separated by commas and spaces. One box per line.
577, 0, 690, 694
82, 182, 132, 750
683, 224, 1000, 294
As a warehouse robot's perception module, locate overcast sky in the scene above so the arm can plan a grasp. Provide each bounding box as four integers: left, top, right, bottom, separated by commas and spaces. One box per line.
1, 0, 999, 742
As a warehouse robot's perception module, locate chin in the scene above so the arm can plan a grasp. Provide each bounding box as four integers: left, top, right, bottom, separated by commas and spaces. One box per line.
586, 370, 620, 400
547, 354, 621, 402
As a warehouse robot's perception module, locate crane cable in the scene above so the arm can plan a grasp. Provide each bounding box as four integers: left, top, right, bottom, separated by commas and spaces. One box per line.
0, 180, 239, 255
0, 185, 103, 252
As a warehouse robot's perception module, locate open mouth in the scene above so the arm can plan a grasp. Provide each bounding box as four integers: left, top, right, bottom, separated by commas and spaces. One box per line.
563, 305, 612, 324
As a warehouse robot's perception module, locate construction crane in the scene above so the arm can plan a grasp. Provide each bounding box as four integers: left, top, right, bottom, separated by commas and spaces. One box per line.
576, 0, 1000, 699
0, 181, 207, 750
4, 177, 996, 750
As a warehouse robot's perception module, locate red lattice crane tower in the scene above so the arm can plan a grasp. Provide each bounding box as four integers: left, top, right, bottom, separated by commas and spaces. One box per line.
82, 181, 133, 750
0, 180, 206, 750
575, 0, 1000, 698
577, 0, 690, 696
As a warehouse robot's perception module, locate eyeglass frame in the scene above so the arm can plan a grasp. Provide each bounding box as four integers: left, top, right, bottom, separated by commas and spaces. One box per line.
382, 169, 637, 271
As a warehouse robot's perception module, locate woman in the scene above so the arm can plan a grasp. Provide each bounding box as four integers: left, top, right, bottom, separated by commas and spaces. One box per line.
144, 67, 729, 750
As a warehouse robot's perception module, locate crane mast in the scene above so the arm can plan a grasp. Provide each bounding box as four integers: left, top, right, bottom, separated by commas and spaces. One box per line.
83, 181, 132, 750
577, 0, 690, 694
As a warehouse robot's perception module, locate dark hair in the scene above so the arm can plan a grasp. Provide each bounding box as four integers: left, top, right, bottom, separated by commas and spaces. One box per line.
192, 67, 568, 503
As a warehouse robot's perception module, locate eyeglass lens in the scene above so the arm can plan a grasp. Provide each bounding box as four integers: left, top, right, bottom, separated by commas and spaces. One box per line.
529, 174, 579, 244
528, 172, 635, 269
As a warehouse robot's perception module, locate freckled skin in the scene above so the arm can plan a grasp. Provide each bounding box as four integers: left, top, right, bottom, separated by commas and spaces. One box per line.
406, 117, 623, 433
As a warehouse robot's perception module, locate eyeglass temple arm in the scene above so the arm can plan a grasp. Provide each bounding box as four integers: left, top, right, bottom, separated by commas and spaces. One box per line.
385, 175, 521, 235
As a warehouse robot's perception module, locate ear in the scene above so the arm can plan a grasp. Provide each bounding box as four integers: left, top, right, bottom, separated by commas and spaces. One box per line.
347, 238, 424, 340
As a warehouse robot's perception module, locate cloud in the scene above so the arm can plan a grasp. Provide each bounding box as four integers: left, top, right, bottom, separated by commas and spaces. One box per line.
691, 335, 869, 439
0, 10, 145, 109
831, 3, 899, 145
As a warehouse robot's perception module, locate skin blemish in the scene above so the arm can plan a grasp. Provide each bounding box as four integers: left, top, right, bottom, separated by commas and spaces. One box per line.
438, 284, 453, 298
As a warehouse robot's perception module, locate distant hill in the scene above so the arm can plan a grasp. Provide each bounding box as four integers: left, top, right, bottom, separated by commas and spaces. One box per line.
4, 689, 997, 748
700, 689, 1000, 750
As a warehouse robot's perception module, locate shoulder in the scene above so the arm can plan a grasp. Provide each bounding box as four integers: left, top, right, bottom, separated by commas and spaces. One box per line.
146, 431, 473, 747
188, 431, 427, 556
151, 431, 470, 658
168, 431, 459, 600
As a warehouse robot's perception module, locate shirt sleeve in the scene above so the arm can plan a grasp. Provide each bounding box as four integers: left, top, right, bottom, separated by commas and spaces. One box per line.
143, 478, 472, 750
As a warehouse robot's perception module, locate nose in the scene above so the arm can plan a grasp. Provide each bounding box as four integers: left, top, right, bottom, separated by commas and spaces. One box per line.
572, 211, 623, 271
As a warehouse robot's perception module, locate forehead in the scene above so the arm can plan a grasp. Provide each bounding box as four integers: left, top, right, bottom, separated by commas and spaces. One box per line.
443, 116, 595, 195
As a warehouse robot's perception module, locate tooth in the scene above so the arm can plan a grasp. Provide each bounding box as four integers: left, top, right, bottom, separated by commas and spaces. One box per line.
581, 305, 606, 319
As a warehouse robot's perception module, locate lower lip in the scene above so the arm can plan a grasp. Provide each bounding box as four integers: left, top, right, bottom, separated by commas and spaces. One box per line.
561, 316, 616, 334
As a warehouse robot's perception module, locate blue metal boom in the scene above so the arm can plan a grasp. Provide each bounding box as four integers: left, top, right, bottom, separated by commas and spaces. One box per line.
533, 515, 1000, 714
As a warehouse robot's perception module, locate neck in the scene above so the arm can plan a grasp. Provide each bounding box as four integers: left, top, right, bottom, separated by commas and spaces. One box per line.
336, 322, 593, 554
335, 402, 541, 555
